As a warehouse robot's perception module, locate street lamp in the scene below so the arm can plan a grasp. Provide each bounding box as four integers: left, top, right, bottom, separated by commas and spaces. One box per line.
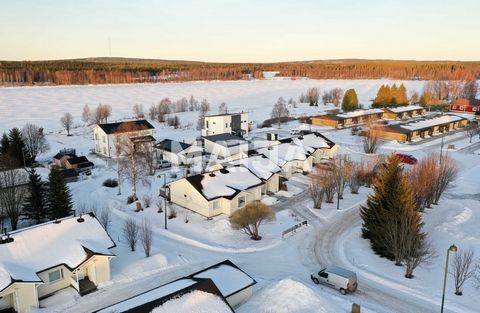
440, 244, 457, 313
158, 173, 169, 230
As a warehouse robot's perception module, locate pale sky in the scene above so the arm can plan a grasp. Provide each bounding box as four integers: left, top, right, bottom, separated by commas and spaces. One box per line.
1, 0, 479, 62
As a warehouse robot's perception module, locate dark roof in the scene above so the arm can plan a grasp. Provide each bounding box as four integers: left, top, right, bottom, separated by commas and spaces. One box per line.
204, 112, 243, 118
77, 161, 94, 169
155, 139, 191, 153
97, 119, 154, 135
61, 168, 78, 178
53, 152, 75, 160
383, 124, 412, 134
203, 133, 246, 147
312, 114, 345, 121
187, 259, 258, 298
66, 156, 89, 165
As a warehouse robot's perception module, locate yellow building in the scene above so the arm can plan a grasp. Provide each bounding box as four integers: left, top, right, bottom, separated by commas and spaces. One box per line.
383, 105, 426, 120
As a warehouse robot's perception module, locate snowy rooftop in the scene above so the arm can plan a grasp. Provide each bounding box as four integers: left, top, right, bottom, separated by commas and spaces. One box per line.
96, 279, 197, 313
231, 155, 281, 180
401, 115, 465, 131
293, 133, 330, 149
258, 143, 312, 167
185, 166, 263, 200
191, 260, 257, 298
0, 214, 115, 292
151, 290, 233, 313
336, 108, 384, 118
385, 105, 424, 113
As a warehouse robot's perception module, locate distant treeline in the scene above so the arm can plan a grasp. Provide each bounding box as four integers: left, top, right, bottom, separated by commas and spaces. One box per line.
0, 58, 479, 86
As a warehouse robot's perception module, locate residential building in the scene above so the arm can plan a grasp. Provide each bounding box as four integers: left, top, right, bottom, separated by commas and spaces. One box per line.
258, 142, 314, 178
371, 114, 468, 143
64, 156, 94, 173
0, 213, 115, 313
96, 260, 256, 313
52, 148, 76, 168
383, 105, 426, 120
203, 133, 249, 160
201, 112, 249, 137
93, 119, 155, 158
450, 99, 480, 115
285, 132, 337, 162
229, 155, 281, 194
168, 166, 263, 217
154, 139, 203, 165
311, 109, 384, 128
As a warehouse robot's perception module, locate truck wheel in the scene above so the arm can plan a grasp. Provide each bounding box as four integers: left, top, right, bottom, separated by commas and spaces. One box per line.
312, 277, 319, 284
339, 288, 347, 295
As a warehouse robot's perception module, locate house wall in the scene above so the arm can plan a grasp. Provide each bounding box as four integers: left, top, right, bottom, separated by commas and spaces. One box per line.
161, 150, 187, 165
0, 283, 39, 313
94, 126, 154, 158
311, 146, 337, 162
226, 286, 253, 308
311, 117, 338, 127
371, 128, 408, 143
37, 265, 72, 298
169, 179, 211, 217
204, 140, 248, 158
202, 113, 249, 137
265, 174, 280, 193
225, 186, 262, 216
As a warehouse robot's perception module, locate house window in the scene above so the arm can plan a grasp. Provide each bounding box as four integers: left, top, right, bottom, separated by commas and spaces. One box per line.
48, 269, 63, 284
238, 196, 246, 208
95, 133, 98, 140
225, 123, 228, 128
102, 136, 106, 143
213, 201, 220, 209
206, 121, 209, 128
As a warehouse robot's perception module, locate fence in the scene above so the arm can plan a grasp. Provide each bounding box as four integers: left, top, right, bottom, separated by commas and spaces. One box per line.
282, 220, 308, 238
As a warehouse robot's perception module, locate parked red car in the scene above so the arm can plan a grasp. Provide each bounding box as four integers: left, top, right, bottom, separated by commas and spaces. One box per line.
394, 153, 418, 165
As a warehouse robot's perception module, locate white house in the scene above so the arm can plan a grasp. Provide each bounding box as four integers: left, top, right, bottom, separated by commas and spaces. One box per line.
0, 213, 115, 313
229, 155, 281, 194
289, 132, 338, 163
93, 119, 155, 158
201, 112, 249, 137
203, 134, 249, 160
258, 142, 314, 178
168, 166, 263, 217
155, 139, 204, 166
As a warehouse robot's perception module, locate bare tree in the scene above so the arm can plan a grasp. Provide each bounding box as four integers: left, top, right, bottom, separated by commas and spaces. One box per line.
331, 88, 344, 107
132, 104, 145, 119
309, 182, 324, 209
464, 122, 479, 143
433, 154, 458, 205
307, 87, 320, 106
199, 99, 210, 115
94, 104, 112, 124
229, 201, 275, 240
332, 155, 351, 200
461, 80, 479, 100
450, 249, 475, 296
474, 260, 480, 289
408, 155, 437, 210
60, 113, 73, 136
82, 104, 92, 124
123, 218, 139, 251
403, 236, 436, 279
140, 219, 153, 257
143, 195, 152, 208
363, 117, 381, 154
348, 161, 361, 194
0, 156, 28, 230
218, 102, 228, 114
271, 97, 290, 128
98, 207, 111, 234
22, 123, 49, 162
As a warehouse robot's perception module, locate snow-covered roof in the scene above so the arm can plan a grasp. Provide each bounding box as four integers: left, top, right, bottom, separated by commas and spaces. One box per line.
385, 105, 424, 113
152, 290, 233, 313
184, 166, 263, 201
337, 108, 384, 119
401, 115, 466, 131
96, 279, 197, 313
293, 133, 330, 149
203, 134, 247, 147
258, 143, 312, 167
230, 155, 281, 180
0, 213, 115, 292
190, 260, 257, 298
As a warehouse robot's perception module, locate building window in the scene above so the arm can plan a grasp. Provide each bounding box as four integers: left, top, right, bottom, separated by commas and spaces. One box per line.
206, 121, 209, 128
225, 123, 228, 128
238, 196, 246, 208
48, 269, 63, 284
102, 136, 106, 143
95, 133, 98, 140
213, 201, 220, 209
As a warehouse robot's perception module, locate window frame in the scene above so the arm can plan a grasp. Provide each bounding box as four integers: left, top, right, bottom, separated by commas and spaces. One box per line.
48, 268, 63, 284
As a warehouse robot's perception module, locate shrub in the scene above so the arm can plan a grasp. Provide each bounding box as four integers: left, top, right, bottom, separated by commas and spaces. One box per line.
143, 195, 152, 208
168, 207, 177, 219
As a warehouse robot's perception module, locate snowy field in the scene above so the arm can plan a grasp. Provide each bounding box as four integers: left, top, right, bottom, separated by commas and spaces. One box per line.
1, 80, 479, 313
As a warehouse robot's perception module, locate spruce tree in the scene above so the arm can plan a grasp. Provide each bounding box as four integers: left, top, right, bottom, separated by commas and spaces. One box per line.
397, 83, 408, 105
391, 84, 399, 105
360, 154, 422, 259
341, 89, 359, 112
48, 166, 73, 220
7, 128, 31, 166
0, 133, 9, 154
23, 168, 49, 224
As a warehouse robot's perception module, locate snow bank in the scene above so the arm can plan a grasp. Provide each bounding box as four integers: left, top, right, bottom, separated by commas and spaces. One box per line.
151, 290, 233, 313
238, 278, 343, 313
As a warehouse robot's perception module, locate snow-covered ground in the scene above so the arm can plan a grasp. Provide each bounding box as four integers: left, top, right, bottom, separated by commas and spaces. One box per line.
1, 80, 479, 313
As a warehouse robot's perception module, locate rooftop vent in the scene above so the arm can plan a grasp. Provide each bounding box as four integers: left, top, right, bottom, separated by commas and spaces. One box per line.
219, 168, 229, 174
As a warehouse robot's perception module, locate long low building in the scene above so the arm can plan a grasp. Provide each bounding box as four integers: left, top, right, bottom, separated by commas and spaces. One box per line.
371, 114, 468, 143
311, 109, 384, 128
383, 105, 426, 120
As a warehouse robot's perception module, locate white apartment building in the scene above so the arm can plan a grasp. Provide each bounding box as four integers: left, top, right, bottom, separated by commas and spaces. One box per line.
93, 119, 155, 158
201, 112, 249, 137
